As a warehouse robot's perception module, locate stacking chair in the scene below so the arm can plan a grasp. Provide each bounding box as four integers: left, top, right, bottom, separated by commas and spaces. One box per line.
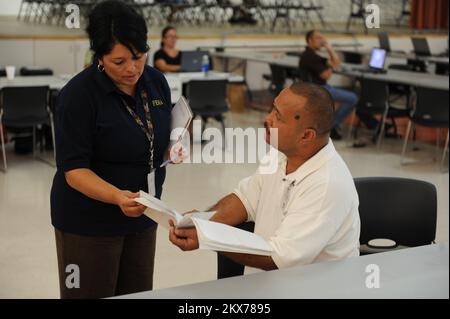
401, 87, 449, 171
355, 177, 437, 255
185, 79, 229, 146
346, 0, 368, 34
0, 86, 55, 172
348, 78, 409, 148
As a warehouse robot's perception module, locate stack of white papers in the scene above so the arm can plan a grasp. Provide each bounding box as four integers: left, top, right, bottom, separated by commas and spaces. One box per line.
135, 191, 273, 256
170, 96, 193, 144
191, 218, 273, 256
135, 191, 213, 229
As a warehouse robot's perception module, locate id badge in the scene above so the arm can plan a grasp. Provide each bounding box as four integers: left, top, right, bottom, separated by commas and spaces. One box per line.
147, 170, 156, 196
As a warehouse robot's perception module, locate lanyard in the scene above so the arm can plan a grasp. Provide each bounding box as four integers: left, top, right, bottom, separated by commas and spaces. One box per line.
120, 90, 154, 171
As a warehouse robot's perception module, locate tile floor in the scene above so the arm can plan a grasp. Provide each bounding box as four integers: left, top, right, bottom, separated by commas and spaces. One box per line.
0, 110, 448, 298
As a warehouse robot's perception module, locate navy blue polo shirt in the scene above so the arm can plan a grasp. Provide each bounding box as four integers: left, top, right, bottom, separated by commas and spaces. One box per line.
50, 64, 172, 236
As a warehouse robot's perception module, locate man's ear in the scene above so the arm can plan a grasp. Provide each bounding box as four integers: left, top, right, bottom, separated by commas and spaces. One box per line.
301, 128, 317, 143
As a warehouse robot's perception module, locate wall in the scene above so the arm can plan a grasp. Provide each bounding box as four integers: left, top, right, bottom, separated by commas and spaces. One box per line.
1, 0, 406, 25
0, 0, 21, 16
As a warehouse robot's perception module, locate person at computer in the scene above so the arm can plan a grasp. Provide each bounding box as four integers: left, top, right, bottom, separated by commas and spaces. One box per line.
300, 30, 380, 141
153, 26, 181, 73
168, 83, 361, 273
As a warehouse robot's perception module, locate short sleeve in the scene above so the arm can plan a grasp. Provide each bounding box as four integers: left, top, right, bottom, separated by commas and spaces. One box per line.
55, 83, 95, 172
233, 172, 263, 222
153, 50, 165, 64
269, 181, 350, 269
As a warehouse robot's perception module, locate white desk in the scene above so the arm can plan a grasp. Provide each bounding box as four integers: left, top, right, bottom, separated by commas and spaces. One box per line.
0, 75, 70, 90
212, 51, 449, 91
116, 243, 449, 299
165, 71, 244, 102
212, 51, 299, 69
0, 72, 244, 104
338, 64, 449, 91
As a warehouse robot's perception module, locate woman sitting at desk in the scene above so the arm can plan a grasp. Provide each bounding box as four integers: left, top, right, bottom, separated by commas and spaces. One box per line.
153, 26, 181, 73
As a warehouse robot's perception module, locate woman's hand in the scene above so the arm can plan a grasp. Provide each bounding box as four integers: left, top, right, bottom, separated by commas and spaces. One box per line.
169, 141, 189, 164
114, 190, 146, 217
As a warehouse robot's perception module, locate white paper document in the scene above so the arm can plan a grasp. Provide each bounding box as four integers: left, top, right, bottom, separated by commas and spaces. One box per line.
191, 218, 273, 256
135, 191, 273, 256
171, 96, 193, 143
135, 191, 213, 229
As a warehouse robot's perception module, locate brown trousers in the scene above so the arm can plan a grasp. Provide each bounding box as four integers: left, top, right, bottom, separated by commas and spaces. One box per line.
55, 225, 157, 299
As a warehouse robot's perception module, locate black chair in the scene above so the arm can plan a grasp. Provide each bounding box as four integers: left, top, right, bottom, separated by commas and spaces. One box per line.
355, 177, 437, 254
435, 62, 449, 76
346, 0, 368, 34
267, 64, 287, 97
20, 66, 54, 76
217, 221, 255, 279
348, 78, 409, 147
396, 0, 410, 27
0, 86, 55, 171
185, 79, 229, 143
300, 0, 331, 30
401, 87, 449, 170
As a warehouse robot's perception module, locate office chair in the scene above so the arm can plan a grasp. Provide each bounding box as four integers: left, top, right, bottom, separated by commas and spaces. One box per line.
348, 78, 409, 148
355, 177, 437, 255
185, 79, 229, 147
0, 86, 55, 171
401, 87, 449, 171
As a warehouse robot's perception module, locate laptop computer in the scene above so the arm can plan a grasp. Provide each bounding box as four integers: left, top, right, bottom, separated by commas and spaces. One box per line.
180, 50, 209, 72
378, 32, 391, 52
412, 37, 431, 57
354, 48, 387, 73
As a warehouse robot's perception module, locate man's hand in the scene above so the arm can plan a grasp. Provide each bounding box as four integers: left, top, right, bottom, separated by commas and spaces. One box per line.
115, 190, 146, 217
168, 219, 199, 251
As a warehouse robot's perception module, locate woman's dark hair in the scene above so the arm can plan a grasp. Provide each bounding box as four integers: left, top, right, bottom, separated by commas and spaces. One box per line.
160, 26, 176, 48
86, 0, 149, 60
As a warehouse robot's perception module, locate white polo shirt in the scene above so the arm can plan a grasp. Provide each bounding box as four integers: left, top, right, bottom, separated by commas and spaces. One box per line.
233, 141, 360, 274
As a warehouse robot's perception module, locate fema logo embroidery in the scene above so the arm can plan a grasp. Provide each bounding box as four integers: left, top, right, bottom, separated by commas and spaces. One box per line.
152, 99, 164, 107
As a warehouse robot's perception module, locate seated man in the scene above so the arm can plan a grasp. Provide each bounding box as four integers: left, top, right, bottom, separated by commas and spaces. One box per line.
169, 83, 361, 273
299, 30, 358, 140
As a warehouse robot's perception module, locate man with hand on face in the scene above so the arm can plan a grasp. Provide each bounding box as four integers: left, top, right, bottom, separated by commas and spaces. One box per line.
300, 30, 360, 141
169, 83, 360, 274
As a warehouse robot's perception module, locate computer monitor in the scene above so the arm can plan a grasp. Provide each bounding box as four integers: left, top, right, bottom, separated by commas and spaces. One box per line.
369, 48, 386, 70
412, 38, 431, 57
180, 50, 209, 72
378, 32, 391, 53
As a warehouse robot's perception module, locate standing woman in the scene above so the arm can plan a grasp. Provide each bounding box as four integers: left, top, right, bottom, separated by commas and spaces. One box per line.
51, 0, 172, 298
153, 26, 181, 73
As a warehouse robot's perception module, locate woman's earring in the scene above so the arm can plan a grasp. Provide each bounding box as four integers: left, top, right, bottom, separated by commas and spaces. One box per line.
97, 64, 105, 72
